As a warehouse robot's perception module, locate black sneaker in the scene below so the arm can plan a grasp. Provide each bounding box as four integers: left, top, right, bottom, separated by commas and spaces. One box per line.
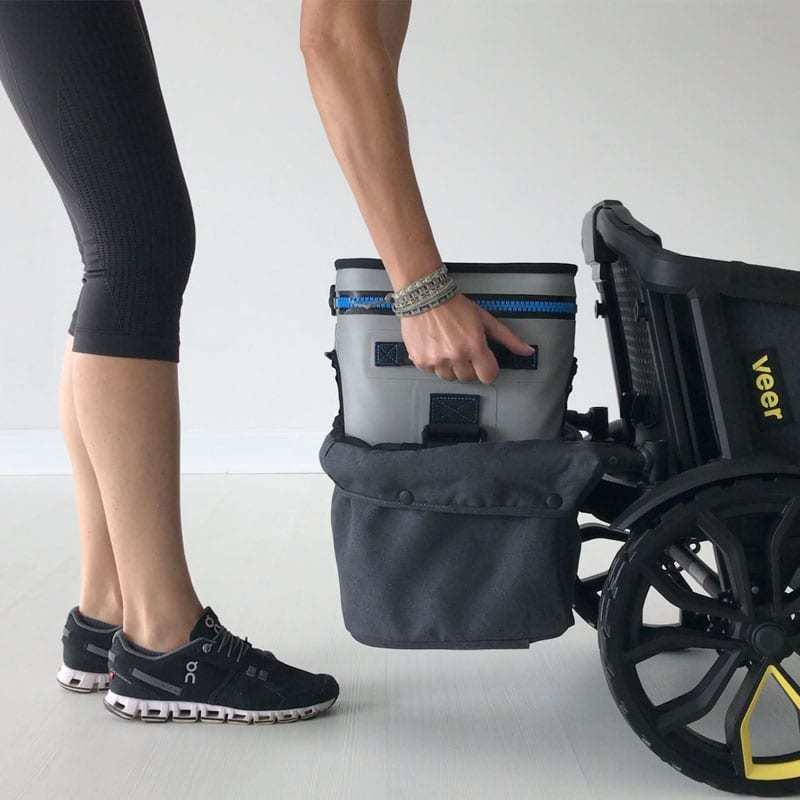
104, 607, 339, 724
57, 607, 120, 693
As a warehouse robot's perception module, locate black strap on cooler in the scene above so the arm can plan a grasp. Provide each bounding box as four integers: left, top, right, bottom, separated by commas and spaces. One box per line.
325, 350, 345, 435
423, 394, 486, 444
374, 341, 538, 369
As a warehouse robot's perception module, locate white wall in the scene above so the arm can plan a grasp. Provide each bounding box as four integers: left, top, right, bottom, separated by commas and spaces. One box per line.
1, 0, 798, 473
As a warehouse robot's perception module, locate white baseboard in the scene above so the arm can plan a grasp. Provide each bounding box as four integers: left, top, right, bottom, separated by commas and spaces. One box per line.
0, 429, 327, 476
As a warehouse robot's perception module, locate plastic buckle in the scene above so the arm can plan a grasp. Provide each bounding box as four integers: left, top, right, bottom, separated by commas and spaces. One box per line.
422, 424, 487, 446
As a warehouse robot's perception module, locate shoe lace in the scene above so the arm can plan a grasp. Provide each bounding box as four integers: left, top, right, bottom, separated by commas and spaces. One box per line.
210, 624, 251, 662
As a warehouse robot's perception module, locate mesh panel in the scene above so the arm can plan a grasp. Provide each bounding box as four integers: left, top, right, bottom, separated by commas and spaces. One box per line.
612, 258, 659, 403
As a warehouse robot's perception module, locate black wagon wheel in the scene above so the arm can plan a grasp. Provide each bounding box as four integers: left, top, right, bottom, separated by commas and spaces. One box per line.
599, 478, 800, 796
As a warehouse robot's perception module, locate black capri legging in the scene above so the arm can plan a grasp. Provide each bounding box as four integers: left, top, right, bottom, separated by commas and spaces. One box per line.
0, 1, 194, 362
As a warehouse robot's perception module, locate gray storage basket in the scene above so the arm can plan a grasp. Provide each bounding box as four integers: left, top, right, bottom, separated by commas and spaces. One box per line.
320, 433, 604, 649
332, 259, 578, 444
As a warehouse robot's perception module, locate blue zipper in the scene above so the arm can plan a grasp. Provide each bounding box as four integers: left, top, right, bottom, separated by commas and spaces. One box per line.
471, 298, 577, 315
335, 295, 577, 316
336, 295, 392, 311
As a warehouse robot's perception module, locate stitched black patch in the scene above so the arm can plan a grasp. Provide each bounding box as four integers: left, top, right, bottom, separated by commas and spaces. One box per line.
746, 347, 794, 427
429, 394, 481, 425
375, 342, 410, 367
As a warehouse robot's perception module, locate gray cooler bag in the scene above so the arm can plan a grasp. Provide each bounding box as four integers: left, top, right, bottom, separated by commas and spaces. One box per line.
331, 259, 578, 444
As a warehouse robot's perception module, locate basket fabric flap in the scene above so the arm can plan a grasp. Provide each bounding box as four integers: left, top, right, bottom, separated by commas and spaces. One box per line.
320, 434, 605, 517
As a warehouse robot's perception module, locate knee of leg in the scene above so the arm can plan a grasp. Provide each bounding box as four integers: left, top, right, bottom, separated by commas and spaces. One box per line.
117, 196, 195, 300
165, 196, 196, 294
75, 193, 196, 352
142, 198, 196, 332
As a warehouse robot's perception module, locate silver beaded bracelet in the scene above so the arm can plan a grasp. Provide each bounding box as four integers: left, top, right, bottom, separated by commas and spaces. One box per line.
389, 265, 458, 317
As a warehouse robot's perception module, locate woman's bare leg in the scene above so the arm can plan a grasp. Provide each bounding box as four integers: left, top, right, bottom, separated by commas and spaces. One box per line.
60, 339, 122, 626
71, 352, 202, 651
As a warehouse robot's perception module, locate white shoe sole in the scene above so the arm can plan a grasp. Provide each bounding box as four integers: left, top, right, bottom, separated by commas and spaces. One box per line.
57, 664, 111, 693
104, 689, 338, 724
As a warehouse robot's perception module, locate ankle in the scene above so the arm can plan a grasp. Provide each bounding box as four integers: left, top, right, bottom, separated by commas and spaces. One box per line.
79, 591, 123, 627
122, 599, 204, 652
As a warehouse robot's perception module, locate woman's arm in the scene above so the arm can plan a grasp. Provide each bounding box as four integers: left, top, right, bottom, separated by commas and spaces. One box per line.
300, 0, 532, 384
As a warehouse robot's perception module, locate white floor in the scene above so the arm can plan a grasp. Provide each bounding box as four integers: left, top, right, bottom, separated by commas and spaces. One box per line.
0, 474, 729, 800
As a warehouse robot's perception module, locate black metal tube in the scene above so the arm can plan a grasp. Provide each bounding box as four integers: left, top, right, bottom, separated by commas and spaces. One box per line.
668, 545, 722, 597
589, 442, 649, 476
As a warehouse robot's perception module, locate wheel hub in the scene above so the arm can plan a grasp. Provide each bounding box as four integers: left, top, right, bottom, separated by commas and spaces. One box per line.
750, 622, 790, 659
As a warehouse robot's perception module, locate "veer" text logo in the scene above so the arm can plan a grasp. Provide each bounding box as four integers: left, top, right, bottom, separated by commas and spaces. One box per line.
749, 349, 793, 426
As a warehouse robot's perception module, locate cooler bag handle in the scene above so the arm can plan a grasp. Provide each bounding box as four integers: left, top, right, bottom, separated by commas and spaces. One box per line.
374, 340, 538, 370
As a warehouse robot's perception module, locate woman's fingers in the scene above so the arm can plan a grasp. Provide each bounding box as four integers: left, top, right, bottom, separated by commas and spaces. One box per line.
421, 355, 486, 384
471, 348, 500, 385
480, 309, 534, 357
452, 361, 477, 383
434, 363, 457, 382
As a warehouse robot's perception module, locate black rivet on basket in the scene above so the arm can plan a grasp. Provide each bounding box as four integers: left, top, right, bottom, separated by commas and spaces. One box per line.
546, 493, 563, 509
398, 490, 414, 505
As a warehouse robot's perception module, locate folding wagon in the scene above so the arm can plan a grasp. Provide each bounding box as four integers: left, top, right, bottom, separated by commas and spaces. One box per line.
322, 200, 800, 795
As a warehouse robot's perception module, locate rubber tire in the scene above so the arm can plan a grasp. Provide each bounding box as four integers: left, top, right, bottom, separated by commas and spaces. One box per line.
598, 478, 800, 796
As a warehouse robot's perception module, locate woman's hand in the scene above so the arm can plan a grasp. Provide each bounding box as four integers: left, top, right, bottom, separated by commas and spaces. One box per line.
401, 294, 535, 384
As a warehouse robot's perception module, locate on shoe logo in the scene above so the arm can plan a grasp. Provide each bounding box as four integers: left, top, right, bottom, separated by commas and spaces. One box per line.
185, 660, 198, 684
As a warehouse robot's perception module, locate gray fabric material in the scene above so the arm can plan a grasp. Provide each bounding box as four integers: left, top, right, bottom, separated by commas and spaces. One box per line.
320, 435, 604, 649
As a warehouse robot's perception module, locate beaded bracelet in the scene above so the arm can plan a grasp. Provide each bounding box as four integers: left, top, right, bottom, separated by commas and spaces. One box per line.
389, 265, 458, 317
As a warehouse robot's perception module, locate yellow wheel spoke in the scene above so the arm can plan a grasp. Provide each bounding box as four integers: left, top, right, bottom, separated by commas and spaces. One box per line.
731, 663, 800, 781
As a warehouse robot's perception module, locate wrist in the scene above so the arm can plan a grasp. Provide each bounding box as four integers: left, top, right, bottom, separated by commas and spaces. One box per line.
390, 265, 458, 317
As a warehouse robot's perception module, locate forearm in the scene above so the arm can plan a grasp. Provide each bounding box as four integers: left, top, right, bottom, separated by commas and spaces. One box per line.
302, 21, 440, 289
